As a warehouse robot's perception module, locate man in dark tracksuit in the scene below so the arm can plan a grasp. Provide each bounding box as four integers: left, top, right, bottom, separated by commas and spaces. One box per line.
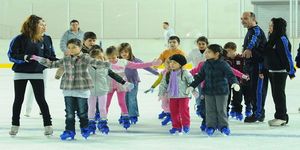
241, 12, 268, 123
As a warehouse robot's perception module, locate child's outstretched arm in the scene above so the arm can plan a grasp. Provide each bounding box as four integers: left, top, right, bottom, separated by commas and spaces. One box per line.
190, 62, 204, 76
134, 58, 159, 75
126, 59, 161, 69
108, 69, 126, 85
145, 72, 163, 93
86, 55, 111, 69
231, 67, 250, 80
31, 55, 63, 68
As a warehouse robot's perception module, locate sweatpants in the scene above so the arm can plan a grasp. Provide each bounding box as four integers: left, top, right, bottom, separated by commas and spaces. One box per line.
205, 95, 228, 129
169, 98, 190, 129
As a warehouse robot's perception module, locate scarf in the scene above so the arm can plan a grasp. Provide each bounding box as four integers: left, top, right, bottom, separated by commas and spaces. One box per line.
167, 70, 180, 97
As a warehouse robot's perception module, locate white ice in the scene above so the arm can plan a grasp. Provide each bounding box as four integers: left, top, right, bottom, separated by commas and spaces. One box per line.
0, 69, 300, 150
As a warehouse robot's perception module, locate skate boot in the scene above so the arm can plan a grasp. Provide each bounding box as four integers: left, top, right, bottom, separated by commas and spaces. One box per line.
245, 107, 252, 117
60, 130, 76, 140
9, 125, 19, 136
268, 119, 287, 126
183, 126, 190, 134
130, 116, 138, 124
161, 113, 171, 126
118, 116, 124, 124
220, 127, 230, 136
235, 112, 243, 121
200, 121, 206, 132
88, 120, 96, 134
97, 120, 110, 134
44, 126, 53, 136
158, 111, 167, 119
205, 127, 215, 136
121, 116, 131, 129
229, 110, 236, 118
169, 128, 182, 135
94, 112, 100, 121
81, 127, 91, 139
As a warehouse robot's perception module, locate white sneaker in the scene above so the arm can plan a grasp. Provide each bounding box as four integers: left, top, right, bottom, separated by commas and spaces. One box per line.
44, 126, 53, 136
9, 125, 19, 135
268, 119, 287, 126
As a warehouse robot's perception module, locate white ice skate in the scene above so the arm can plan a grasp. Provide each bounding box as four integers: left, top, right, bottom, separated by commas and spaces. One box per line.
44, 126, 53, 136
268, 119, 287, 126
9, 125, 19, 136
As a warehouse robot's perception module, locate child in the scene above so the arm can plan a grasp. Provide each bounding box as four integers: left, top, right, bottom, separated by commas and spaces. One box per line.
145, 59, 172, 126
87, 45, 133, 134
158, 54, 195, 134
31, 38, 111, 140
105, 46, 160, 129
186, 44, 240, 136
157, 36, 185, 66
186, 36, 208, 117
118, 43, 159, 124
224, 42, 252, 120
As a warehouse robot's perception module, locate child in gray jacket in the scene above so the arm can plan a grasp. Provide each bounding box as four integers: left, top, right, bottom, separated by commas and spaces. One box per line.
159, 54, 196, 135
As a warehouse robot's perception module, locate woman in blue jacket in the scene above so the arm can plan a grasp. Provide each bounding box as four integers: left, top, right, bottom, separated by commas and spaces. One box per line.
265, 18, 295, 126
7, 15, 57, 136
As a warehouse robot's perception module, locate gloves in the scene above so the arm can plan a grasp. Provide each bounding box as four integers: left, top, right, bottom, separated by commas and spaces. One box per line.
144, 88, 154, 94
242, 74, 250, 80
30, 55, 43, 62
231, 83, 240, 91
123, 82, 134, 91
185, 86, 194, 95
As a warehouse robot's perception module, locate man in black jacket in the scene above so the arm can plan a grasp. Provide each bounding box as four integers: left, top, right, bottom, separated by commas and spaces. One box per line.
241, 12, 268, 123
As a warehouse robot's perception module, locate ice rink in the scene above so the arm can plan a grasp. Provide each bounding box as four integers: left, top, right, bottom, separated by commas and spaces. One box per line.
0, 69, 300, 150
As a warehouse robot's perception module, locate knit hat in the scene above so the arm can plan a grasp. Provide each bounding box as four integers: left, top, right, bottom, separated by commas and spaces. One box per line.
169, 54, 187, 67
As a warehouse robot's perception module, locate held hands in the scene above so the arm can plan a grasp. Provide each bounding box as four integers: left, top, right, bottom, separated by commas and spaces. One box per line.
144, 87, 154, 94
123, 82, 134, 92
151, 59, 162, 66
242, 74, 250, 81
30, 55, 43, 62
231, 83, 240, 91
185, 86, 194, 95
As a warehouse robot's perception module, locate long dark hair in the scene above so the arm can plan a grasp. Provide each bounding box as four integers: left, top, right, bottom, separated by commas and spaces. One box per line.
118, 43, 135, 61
271, 17, 287, 37
21, 15, 43, 42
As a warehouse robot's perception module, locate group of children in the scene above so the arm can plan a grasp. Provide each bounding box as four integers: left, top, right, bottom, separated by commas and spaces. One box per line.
11, 31, 279, 139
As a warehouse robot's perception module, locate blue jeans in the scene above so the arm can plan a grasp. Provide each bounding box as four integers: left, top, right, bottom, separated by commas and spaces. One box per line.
64, 96, 88, 131
126, 83, 139, 117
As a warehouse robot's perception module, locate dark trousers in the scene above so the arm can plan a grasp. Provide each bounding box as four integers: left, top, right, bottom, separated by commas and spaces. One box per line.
64, 96, 88, 131
227, 81, 252, 113
247, 63, 268, 118
12, 79, 52, 126
269, 72, 288, 120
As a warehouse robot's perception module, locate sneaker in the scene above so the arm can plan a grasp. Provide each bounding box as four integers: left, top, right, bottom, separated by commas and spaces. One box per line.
169, 128, 182, 134
268, 119, 287, 126
183, 126, 190, 134
60, 130, 76, 140
9, 125, 19, 136
44, 126, 53, 136
220, 127, 230, 136
205, 127, 215, 136
158, 111, 167, 119
161, 113, 171, 126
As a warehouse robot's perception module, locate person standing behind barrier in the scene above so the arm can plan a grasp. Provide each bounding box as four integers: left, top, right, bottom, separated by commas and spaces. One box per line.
55, 19, 84, 79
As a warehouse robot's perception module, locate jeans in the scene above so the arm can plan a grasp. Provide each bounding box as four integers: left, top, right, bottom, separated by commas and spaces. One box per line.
64, 96, 88, 131
126, 83, 139, 117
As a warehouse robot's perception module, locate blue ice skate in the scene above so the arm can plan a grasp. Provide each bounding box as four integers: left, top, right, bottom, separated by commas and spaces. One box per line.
169, 128, 182, 134
130, 116, 138, 124
183, 126, 190, 134
158, 111, 167, 119
88, 120, 96, 134
94, 112, 100, 121
221, 127, 230, 136
97, 120, 110, 134
60, 130, 76, 140
235, 112, 243, 121
81, 127, 91, 139
121, 116, 131, 129
161, 113, 171, 126
205, 127, 215, 136
245, 107, 252, 117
